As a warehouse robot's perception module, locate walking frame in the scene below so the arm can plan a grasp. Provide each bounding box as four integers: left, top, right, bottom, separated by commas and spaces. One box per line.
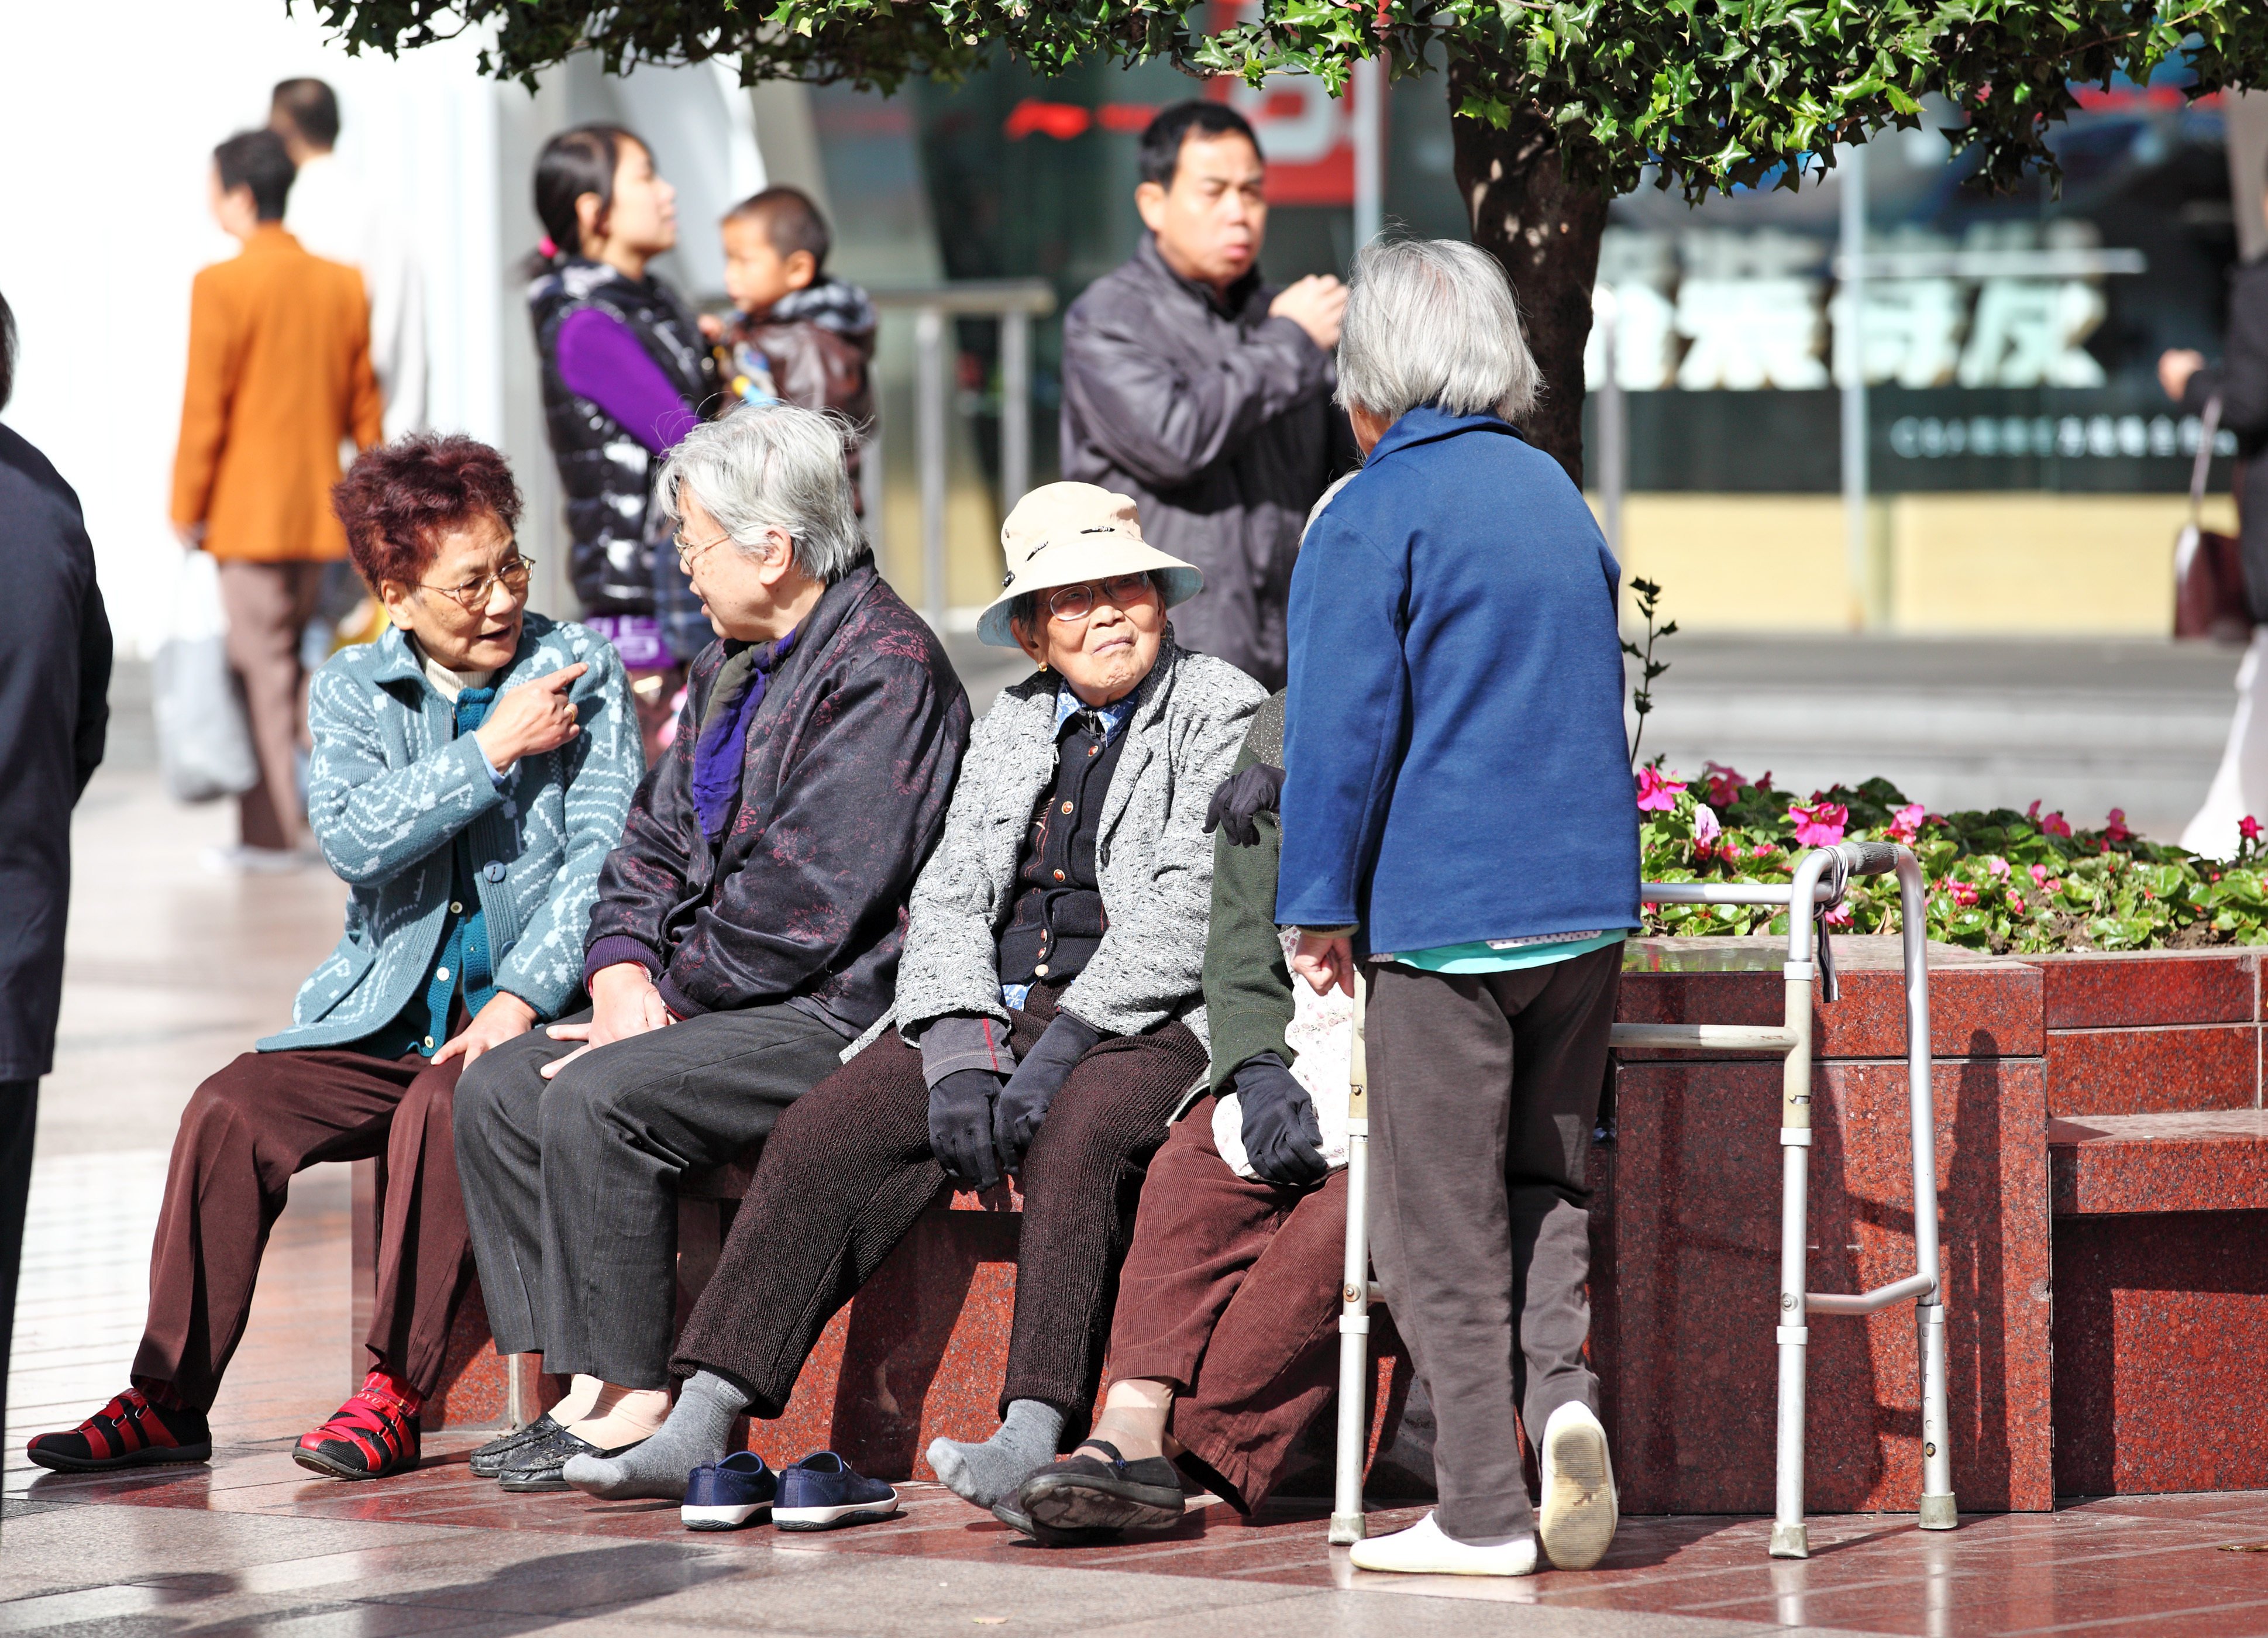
1328, 839, 1956, 1559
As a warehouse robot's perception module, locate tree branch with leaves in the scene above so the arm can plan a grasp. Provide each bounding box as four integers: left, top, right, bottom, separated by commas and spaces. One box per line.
300, 0, 2268, 482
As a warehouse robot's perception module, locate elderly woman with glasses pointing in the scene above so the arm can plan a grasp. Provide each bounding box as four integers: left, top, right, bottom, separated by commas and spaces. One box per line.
29, 434, 641, 1484
560, 481, 1262, 1523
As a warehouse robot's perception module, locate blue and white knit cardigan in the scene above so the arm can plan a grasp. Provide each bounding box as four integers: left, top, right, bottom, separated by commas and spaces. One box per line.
259, 614, 642, 1052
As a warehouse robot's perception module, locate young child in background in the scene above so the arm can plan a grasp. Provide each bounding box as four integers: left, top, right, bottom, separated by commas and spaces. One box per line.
701, 187, 877, 508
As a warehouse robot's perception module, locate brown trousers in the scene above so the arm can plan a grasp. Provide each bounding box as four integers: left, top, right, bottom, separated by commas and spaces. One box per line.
133, 1047, 473, 1412
216, 558, 325, 851
673, 981, 1208, 1426
1107, 1097, 1348, 1513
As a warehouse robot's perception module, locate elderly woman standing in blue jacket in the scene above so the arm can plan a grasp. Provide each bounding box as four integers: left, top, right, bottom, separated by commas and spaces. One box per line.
28, 435, 639, 1485
1278, 239, 1640, 1580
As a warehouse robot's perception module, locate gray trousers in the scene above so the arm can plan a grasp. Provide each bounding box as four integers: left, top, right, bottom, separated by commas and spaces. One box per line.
1364, 945, 1621, 1543
453, 1002, 850, 1388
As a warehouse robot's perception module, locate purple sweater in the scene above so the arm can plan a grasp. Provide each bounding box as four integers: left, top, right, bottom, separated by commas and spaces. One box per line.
556, 307, 699, 455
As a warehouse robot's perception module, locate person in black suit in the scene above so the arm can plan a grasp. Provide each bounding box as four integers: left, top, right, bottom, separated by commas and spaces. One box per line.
0, 289, 113, 1433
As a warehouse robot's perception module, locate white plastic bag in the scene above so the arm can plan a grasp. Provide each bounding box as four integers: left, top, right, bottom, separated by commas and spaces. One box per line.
153, 549, 257, 803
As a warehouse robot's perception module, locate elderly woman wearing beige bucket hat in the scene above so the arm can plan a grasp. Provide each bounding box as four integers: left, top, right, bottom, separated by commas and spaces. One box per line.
561, 481, 1263, 1519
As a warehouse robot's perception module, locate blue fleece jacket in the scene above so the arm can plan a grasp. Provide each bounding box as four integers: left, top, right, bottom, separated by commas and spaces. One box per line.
1274, 406, 1640, 953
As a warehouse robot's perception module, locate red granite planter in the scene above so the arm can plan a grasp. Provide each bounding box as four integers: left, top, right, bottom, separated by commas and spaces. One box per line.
1601, 938, 2052, 1517
2020, 950, 2263, 1117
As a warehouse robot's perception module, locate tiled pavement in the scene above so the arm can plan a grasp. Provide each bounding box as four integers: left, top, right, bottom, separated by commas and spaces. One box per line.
11, 775, 2268, 1635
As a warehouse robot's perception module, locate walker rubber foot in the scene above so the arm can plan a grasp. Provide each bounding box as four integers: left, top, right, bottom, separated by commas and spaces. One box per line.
1768, 1522, 1809, 1559
1329, 1513, 1367, 1546
1919, 1494, 1958, 1530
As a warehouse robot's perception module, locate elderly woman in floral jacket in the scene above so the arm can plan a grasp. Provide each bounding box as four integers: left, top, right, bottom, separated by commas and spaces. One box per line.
563, 481, 1262, 1517
27, 435, 639, 1483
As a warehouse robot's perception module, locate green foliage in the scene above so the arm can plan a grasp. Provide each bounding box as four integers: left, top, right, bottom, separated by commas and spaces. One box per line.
301, 0, 2268, 203
1639, 765, 2268, 954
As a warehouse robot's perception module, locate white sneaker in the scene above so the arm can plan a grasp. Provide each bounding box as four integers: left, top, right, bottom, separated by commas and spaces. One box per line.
1538, 1400, 1618, 1570
1347, 1510, 1538, 1577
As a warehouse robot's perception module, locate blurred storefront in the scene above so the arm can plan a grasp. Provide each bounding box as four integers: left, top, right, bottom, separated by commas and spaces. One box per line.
1586, 80, 2265, 634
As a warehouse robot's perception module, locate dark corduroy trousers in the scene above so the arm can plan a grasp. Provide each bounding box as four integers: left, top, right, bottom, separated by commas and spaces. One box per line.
1106, 1097, 1348, 1513
453, 1002, 852, 1389
672, 981, 1207, 1429
132, 1048, 472, 1411
1364, 945, 1622, 1543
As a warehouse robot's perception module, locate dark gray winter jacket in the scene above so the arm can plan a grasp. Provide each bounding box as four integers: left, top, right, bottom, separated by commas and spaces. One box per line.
1059, 235, 1349, 691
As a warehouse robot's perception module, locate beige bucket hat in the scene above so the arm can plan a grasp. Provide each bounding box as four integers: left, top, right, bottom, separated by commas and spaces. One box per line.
976, 481, 1204, 648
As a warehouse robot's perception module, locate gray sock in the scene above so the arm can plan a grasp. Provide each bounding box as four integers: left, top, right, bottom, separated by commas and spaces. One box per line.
927, 1399, 1066, 1508
561, 1370, 751, 1502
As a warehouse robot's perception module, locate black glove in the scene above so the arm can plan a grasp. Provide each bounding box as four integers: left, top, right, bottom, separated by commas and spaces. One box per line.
1204, 763, 1285, 848
929, 1068, 1005, 1190
993, 1011, 1103, 1174
1235, 1052, 1328, 1188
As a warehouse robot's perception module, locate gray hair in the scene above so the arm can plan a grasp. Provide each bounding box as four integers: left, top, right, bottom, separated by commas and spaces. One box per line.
653, 402, 864, 585
1334, 238, 1541, 425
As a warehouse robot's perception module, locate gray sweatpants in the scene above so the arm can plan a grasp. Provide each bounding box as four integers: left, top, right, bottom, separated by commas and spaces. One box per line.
1364, 944, 1622, 1543
453, 1002, 850, 1388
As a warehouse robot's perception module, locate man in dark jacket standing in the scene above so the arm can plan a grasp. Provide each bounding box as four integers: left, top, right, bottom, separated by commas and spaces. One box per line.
1060, 102, 1348, 691
0, 290, 113, 1434
453, 406, 969, 1489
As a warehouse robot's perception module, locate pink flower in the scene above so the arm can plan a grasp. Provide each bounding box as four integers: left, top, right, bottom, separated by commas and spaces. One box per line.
2105, 808, 2133, 843
1692, 803, 1722, 844
1887, 802, 1926, 843
2047, 877, 2063, 893
1951, 882, 1979, 908
2028, 800, 2042, 820
1788, 800, 1849, 848
1636, 766, 1687, 813
1824, 903, 1853, 926
2040, 811, 2072, 838
2029, 863, 2049, 886
1752, 843, 1775, 858
1985, 855, 2010, 880
2009, 892, 2026, 914
1701, 760, 1747, 807
2243, 816, 2262, 842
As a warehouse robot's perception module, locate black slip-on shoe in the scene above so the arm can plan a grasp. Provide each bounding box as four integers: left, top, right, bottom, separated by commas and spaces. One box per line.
498, 1424, 646, 1494
469, 1415, 560, 1479
1018, 1440, 1185, 1536
992, 1494, 1117, 1547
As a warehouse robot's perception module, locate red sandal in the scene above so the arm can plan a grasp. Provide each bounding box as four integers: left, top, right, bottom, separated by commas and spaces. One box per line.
294, 1371, 422, 1481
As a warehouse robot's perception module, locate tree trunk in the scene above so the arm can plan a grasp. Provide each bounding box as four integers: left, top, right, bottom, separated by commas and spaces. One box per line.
1449, 63, 1610, 489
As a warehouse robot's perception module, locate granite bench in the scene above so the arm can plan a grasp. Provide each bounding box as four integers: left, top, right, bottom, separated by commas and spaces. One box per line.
355, 938, 2268, 1507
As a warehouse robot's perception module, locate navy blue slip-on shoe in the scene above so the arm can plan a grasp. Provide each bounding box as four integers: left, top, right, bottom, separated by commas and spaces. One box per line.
773, 1450, 900, 1530
682, 1451, 777, 1532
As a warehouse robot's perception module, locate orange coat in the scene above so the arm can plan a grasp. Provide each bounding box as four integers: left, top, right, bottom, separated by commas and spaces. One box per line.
170, 225, 383, 562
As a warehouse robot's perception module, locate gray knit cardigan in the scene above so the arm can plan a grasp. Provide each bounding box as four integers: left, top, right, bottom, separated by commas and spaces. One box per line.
873, 632, 1262, 1051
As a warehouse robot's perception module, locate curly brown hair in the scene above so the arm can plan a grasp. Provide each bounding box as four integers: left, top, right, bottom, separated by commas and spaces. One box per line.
333, 435, 524, 590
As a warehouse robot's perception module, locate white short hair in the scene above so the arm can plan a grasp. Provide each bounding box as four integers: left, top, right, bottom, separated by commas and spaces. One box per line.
654, 403, 864, 585
1335, 238, 1541, 425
